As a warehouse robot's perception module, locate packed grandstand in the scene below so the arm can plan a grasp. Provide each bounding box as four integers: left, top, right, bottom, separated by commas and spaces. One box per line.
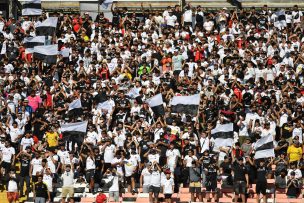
0, 1, 303, 203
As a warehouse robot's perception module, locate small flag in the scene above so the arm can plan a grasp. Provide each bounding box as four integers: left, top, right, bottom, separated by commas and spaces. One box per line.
254, 134, 275, 159
23, 36, 45, 53
146, 93, 165, 117
101, 0, 113, 9
126, 88, 140, 99
97, 100, 114, 113
22, 0, 42, 16
211, 123, 234, 151
33, 44, 58, 64
35, 17, 58, 36
68, 98, 82, 111
171, 94, 200, 115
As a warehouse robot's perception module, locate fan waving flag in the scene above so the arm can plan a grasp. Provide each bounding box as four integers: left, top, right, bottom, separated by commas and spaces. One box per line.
22, 0, 42, 16
33, 44, 58, 64
146, 94, 165, 117
35, 17, 58, 36
171, 94, 200, 115
211, 123, 234, 151
97, 100, 114, 113
23, 36, 45, 53
254, 134, 275, 159
68, 98, 82, 111
61, 121, 88, 133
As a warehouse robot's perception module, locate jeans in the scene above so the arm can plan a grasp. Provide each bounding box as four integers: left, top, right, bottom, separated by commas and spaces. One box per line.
19, 176, 31, 196
35, 197, 46, 203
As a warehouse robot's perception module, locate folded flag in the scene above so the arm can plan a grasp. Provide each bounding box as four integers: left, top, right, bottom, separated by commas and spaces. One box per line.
211, 122, 234, 151
23, 36, 45, 53
146, 93, 165, 117
61, 121, 88, 134
22, 0, 42, 16
68, 98, 82, 111
33, 44, 58, 64
101, 0, 113, 9
254, 134, 275, 159
36, 17, 58, 36
171, 94, 200, 115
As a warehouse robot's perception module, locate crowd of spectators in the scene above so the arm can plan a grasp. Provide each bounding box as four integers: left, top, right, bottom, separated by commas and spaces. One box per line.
0, 2, 303, 203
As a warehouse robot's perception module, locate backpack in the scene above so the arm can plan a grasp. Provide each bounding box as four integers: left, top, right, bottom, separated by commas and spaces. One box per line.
96, 193, 107, 203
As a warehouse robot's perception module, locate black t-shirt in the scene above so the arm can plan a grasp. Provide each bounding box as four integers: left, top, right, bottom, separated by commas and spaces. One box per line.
276, 140, 289, 155
34, 182, 48, 198
201, 155, 211, 169
20, 156, 31, 177
182, 144, 196, 157
232, 162, 248, 182
281, 123, 292, 139
220, 161, 232, 175
139, 140, 149, 156
256, 166, 267, 183
95, 154, 103, 170
206, 165, 218, 183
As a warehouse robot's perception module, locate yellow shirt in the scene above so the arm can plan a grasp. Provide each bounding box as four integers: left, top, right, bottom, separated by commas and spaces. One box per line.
287, 145, 302, 162
45, 132, 59, 147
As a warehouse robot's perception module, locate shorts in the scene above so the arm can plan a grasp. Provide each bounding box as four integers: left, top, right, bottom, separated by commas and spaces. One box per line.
189, 181, 202, 193
1, 162, 11, 171
62, 186, 74, 198
125, 175, 134, 185
184, 22, 192, 27
143, 185, 150, 193
164, 194, 172, 199
7, 192, 19, 202
149, 186, 160, 196
205, 181, 217, 192
234, 181, 247, 195
85, 169, 95, 182
109, 191, 119, 202
256, 182, 267, 195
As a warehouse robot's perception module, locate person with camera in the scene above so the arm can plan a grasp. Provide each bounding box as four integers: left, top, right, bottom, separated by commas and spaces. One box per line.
286, 171, 301, 198
105, 168, 120, 202
149, 162, 162, 203
205, 159, 219, 203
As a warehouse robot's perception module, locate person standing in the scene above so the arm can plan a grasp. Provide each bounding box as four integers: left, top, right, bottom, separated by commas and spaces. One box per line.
61, 163, 74, 203
231, 157, 249, 203
149, 162, 162, 203
162, 172, 174, 203
189, 161, 203, 202
255, 159, 268, 203
16, 147, 31, 197
7, 170, 19, 203
33, 175, 50, 203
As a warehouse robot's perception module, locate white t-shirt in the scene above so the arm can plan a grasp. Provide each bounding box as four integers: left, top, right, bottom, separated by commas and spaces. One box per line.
1, 146, 15, 163
43, 174, 53, 192
109, 175, 119, 192
62, 170, 74, 187
86, 156, 96, 170
165, 15, 177, 27
47, 155, 59, 174
166, 149, 180, 166
183, 10, 192, 23
162, 178, 174, 194
57, 150, 69, 164
124, 158, 137, 177
141, 168, 152, 186
104, 145, 116, 163
20, 137, 34, 151
31, 158, 43, 176
7, 179, 18, 192
184, 155, 197, 167
148, 154, 160, 163
150, 170, 161, 187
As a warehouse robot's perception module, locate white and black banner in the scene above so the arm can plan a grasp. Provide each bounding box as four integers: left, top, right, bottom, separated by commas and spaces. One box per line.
211, 123, 234, 151
22, 0, 42, 16
36, 17, 58, 36
61, 121, 88, 133
33, 44, 58, 64
254, 134, 275, 159
23, 36, 45, 53
171, 94, 200, 115
146, 93, 165, 117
